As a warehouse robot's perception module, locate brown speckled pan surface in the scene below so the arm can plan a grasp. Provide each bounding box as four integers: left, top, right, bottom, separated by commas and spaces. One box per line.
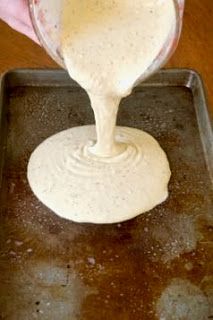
0, 69, 212, 320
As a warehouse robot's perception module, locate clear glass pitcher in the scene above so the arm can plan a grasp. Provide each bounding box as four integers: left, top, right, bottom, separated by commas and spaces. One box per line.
29, 0, 185, 82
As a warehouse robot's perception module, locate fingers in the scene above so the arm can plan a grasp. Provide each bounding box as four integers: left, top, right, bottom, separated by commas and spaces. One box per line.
8, 16, 40, 44
0, 0, 30, 25
0, 0, 39, 43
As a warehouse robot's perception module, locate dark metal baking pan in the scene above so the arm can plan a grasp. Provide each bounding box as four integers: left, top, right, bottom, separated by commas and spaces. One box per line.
0, 69, 212, 320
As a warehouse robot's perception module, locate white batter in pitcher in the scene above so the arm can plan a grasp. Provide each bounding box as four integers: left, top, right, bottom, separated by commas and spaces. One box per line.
28, 0, 175, 223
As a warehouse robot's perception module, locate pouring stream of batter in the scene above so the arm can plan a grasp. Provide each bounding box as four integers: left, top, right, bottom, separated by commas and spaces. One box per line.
28, 0, 175, 223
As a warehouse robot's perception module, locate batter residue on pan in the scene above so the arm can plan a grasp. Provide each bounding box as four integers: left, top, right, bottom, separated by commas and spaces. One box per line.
28, 0, 175, 223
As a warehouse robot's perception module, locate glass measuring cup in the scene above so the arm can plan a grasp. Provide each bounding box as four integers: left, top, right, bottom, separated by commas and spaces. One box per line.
29, 0, 185, 82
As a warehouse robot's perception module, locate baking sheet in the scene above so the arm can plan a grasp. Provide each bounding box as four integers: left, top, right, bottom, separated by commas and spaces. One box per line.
0, 69, 212, 320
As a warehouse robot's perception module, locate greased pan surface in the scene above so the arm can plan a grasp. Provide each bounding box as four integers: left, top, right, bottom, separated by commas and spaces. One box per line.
0, 69, 212, 320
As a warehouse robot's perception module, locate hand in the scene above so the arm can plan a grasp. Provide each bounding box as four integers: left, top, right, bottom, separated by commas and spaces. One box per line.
0, 0, 39, 43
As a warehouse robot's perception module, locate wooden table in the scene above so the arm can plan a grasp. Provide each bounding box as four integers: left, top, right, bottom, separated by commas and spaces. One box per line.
0, 0, 212, 111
